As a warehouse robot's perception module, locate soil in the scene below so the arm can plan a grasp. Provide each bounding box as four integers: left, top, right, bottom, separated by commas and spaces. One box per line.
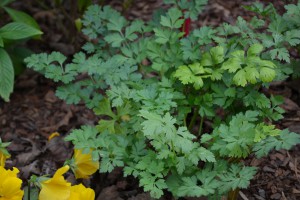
0, 0, 299, 200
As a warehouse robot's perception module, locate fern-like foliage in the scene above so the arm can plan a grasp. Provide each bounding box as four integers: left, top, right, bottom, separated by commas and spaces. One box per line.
24, 1, 300, 199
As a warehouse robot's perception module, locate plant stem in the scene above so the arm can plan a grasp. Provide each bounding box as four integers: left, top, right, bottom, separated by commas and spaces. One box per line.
198, 116, 204, 137
227, 188, 239, 200
188, 107, 198, 131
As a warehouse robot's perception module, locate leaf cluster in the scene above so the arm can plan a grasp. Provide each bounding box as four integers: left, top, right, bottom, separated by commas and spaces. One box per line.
25, 1, 300, 199
0, 0, 42, 101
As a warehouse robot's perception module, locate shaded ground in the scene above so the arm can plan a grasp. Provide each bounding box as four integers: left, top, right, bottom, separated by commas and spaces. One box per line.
0, 0, 299, 199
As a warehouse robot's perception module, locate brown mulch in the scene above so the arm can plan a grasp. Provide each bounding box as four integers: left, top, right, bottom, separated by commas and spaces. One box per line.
1, 0, 300, 199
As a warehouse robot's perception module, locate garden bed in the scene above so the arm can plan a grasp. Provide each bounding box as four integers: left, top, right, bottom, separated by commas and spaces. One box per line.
0, 0, 299, 199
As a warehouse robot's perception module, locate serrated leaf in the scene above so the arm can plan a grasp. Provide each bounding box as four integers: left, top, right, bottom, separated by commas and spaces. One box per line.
247, 43, 264, 56
0, 48, 14, 102
200, 134, 213, 143
174, 65, 193, 84
154, 28, 170, 44
160, 7, 184, 29
94, 98, 116, 118
96, 119, 116, 133
259, 67, 276, 82
269, 48, 290, 62
104, 33, 124, 47
201, 46, 224, 66
245, 66, 259, 84
193, 26, 217, 45
107, 14, 127, 32
233, 69, 247, 86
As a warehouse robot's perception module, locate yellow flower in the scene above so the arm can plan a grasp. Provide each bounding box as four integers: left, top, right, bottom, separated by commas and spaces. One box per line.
0, 151, 10, 167
39, 165, 71, 200
69, 184, 95, 200
72, 149, 99, 179
0, 166, 24, 200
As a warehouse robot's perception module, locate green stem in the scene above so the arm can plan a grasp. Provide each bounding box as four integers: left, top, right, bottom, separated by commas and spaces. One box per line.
198, 116, 204, 137
188, 107, 198, 131
28, 183, 30, 200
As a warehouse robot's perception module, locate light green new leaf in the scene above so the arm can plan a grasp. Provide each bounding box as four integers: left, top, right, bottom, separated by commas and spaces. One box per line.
174, 65, 194, 84
201, 46, 224, 66
0, 22, 42, 40
222, 50, 244, 73
247, 43, 263, 56
0, 48, 14, 102
259, 67, 276, 82
233, 69, 247, 86
245, 66, 259, 84
221, 58, 241, 73
210, 46, 224, 64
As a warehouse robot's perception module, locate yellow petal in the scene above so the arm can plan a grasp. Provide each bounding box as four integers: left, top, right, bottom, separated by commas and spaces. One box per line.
48, 132, 60, 141
39, 165, 71, 200
0, 166, 24, 200
69, 184, 95, 200
73, 149, 99, 179
1, 177, 24, 199
0, 151, 10, 167
53, 165, 70, 179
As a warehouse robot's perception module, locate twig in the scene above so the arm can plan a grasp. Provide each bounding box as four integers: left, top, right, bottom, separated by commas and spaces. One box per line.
239, 191, 249, 200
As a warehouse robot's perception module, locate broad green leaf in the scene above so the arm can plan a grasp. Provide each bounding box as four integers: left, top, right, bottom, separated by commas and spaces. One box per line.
4, 7, 41, 31
0, 48, 14, 101
0, 37, 3, 47
0, 22, 42, 40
